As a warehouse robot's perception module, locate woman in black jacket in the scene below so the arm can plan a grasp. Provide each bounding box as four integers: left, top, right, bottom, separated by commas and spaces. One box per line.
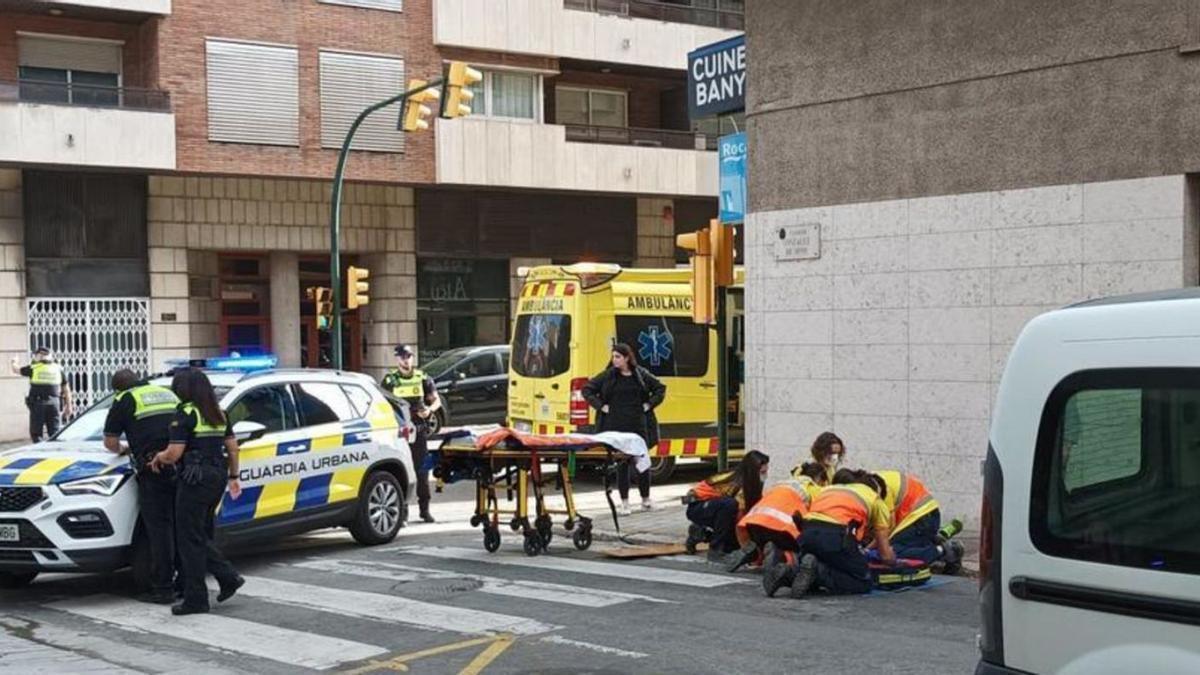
582, 343, 667, 514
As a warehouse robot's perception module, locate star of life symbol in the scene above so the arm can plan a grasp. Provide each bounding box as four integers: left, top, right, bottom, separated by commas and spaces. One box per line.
526, 316, 550, 354
637, 325, 673, 367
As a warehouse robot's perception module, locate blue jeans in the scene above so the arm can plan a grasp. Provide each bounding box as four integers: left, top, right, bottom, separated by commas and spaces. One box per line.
891, 509, 941, 565
686, 497, 739, 553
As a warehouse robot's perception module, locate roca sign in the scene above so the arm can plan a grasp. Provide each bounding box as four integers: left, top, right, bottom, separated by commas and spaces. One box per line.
687, 34, 746, 120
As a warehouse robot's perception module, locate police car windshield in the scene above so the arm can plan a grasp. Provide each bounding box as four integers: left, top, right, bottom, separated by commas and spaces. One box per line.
53, 386, 233, 443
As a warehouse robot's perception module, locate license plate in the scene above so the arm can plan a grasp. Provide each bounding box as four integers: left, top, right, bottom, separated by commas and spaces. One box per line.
0, 524, 18, 543
514, 420, 532, 433
539, 402, 552, 418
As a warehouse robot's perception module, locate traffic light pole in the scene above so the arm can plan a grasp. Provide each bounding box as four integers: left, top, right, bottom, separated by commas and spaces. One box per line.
329, 79, 443, 370
716, 287, 729, 472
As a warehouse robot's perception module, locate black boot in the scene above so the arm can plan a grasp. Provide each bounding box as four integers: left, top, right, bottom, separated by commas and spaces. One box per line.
217, 575, 245, 603
171, 602, 209, 616
789, 554, 819, 598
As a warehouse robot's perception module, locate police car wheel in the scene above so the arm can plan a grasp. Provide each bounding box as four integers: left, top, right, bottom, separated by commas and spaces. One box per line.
350, 471, 405, 545
426, 410, 444, 435
0, 571, 37, 589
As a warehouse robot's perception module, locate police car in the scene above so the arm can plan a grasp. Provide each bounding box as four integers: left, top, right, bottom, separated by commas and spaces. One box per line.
0, 356, 416, 589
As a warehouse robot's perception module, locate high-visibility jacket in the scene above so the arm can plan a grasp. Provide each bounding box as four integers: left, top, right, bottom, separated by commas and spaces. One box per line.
690, 471, 744, 510
30, 361, 64, 386
804, 483, 892, 542
876, 470, 939, 537
737, 477, 816, 541
182, 402, 227, 438
386, 368, 427, 402
116, 384, 179, 420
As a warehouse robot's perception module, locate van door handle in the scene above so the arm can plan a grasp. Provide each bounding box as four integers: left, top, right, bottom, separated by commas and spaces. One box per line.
550, 383, 560, 390
700, 381, 716, 389
534, 393, 546, 400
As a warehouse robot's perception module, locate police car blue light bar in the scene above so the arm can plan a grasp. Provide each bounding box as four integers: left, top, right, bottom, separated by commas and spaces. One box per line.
164, 353, 279, 372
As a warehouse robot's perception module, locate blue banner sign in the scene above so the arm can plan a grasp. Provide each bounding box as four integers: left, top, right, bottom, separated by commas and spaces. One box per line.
687, 34, 746, 120
719, 132, 746, 224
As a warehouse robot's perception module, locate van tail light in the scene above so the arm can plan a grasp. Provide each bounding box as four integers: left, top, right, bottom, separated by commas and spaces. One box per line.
978, 445, 1005, 666
570, 377, 590, 425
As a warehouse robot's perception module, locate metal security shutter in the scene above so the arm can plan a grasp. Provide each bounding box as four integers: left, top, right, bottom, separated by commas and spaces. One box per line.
206, 39, 299, 146
318, 0, 403, 11
18, 35, 122, 74
319, 51, 405, 153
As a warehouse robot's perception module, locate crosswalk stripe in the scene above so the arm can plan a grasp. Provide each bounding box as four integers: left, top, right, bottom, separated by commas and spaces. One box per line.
0, 631, 136, 674
49, 595, 387, 671
289, 558, 673, 608
240, 575, 557, 636
394, 546, 749, 588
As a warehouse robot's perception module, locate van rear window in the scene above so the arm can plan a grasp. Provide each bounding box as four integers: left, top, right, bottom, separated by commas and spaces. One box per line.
1031, 369, 1200, 575
512, 314, 571, 378
615, 316, 709, 378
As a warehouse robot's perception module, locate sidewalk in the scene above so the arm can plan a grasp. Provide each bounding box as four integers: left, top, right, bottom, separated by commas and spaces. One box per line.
583, 493, 981, 575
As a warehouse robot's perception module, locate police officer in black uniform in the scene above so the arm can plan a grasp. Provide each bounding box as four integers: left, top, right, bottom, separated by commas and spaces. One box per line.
103, 369, 180, 604
11, 346, 73, 442
381, 344, 441, 523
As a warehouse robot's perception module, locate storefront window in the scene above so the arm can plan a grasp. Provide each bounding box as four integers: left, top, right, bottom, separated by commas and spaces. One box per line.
417, 259, 511, 358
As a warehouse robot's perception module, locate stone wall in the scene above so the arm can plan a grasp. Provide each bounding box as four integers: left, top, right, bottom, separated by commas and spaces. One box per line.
636, 198, 676, 268
0, 170, 26, 439
744, 175, 1195, 524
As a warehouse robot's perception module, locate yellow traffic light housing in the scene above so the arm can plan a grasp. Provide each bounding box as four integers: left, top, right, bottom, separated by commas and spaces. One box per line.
709, 219, 735, 288
346, 266, 370, 310
441, 61, 483, 119
676, 228, 714, 324
401, 79, 440, 132
308, 286, 334, 331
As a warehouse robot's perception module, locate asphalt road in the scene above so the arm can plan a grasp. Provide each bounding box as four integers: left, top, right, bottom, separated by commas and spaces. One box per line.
0, 500, 980, 675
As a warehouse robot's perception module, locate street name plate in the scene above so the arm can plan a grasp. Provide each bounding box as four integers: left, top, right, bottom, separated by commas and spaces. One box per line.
775, 223, 822, 261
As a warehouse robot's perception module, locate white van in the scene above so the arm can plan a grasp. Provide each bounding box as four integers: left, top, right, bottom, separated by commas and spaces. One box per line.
979, 289, 1200, 674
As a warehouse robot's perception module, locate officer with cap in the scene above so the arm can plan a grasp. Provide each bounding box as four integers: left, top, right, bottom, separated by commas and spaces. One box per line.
10, 346, 73, 442
102, 369, 180, 604
381, 344, 440, 523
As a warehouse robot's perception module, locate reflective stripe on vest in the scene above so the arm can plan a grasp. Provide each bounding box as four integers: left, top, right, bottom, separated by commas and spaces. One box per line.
388, 369, 426, 399
119, 384, 179, 419
182, 403, 226, 438
746, 504, 796, 530
806, 484, 874, 540
30, 362, 63, 386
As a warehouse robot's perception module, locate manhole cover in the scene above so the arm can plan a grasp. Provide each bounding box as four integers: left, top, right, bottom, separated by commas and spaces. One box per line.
391, 578, 484, 598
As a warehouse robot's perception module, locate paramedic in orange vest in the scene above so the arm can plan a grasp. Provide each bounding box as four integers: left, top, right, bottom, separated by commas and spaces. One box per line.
873, 470, 961, 567
730, 462, 825, 573
685, 450, 768, 564
766, 469, 895, 597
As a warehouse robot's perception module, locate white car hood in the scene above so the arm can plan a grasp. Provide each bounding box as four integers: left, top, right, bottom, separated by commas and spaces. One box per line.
0, 440, 130, 486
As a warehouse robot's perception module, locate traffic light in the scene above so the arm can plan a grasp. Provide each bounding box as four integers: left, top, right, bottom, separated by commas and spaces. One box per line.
676, 228, 714, 324
346, 266, 370, 310
441, 61, 483, 119
308, 286, 333, 331
400, 79, 440, 132
709, 219, 735, 288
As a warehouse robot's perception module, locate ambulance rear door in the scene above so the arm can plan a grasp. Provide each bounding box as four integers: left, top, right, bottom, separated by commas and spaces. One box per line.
508, 278, 580, 435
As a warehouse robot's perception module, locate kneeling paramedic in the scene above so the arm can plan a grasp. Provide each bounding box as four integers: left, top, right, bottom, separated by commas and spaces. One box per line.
731, 462, 825, 574
685, 451, 768, 564
766, 469, 895, 598
382, 344, 440, 523
103, 369, 180, 604
874, 469, 962, 568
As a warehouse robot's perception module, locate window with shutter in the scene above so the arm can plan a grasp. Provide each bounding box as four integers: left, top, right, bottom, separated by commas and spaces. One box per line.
205, 39, 299, 146
319, 51, 406, 153
318, 0, 403, 10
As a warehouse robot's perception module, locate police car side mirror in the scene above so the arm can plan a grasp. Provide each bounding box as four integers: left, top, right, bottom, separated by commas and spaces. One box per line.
232, 420, 268, 443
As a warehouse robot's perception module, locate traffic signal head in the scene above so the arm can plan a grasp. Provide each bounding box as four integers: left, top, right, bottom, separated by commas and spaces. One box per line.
309, 286, 334, 330
441, 61, 483, 119
709, 220, 735, 288
676, 227, 714, 324
401, 79, 440, 133
346, 266, 370, 310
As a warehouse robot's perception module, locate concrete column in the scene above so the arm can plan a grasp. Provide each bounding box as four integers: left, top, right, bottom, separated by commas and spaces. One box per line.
269, 251, 301, 368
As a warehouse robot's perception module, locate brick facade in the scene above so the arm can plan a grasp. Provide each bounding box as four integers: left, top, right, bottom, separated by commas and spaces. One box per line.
0, 12, 158, 88
636, 198, 676, 267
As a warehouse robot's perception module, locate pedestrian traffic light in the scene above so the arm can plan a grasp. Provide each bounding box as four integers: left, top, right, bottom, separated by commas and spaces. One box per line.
709, 219, 735, 288
346, 266, 370, 310
676, 228, 714, 324
308, 286, 333, 331
400, 79, 440, 132
441, 61, 483, 119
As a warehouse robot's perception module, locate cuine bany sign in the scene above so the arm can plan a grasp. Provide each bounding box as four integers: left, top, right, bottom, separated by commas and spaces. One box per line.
687, 34, 746, 120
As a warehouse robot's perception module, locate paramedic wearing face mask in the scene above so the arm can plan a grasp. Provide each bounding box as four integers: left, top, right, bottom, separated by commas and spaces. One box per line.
809, 432, 845, 485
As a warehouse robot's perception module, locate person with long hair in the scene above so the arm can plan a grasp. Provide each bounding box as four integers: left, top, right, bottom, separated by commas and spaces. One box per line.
684, 450, 769, 565
582, 343, 667, 514
732, 461, 826, 574
149, 368, 243, 615
809, 431, 846, 484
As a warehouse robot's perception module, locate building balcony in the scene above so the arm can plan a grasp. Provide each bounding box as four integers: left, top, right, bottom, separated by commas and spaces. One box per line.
564, 0, 743, 31
436, 117, 717, 197
433, 0, 740, 71
46, 0, 172, 16
0, 79, 176, 171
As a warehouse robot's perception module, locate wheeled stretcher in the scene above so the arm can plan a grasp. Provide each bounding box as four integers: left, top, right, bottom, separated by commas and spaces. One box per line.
431, 427, 649, 556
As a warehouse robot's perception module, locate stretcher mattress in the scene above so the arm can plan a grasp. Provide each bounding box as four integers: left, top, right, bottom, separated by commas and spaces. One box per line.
438, 428, 651, 473
869, 558, 932, 590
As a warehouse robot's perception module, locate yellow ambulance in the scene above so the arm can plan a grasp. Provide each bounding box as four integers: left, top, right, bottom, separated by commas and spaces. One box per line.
507, 263, 744, 479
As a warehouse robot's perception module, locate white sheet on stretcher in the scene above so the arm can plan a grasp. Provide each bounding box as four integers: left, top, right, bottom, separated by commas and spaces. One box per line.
583, 432, 651, 474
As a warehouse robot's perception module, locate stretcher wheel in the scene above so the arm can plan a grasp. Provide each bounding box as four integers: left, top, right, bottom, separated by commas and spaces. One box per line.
469, 514, 483, 528
572, 526, 593, 551
483, 527, 501, 553
536, 515, 553, 548
523, 532, 543, 557
564, 518, 575, 531
510, 517, 523, 532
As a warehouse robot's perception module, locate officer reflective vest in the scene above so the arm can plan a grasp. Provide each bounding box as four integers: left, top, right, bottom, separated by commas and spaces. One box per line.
876, 470, 939, 537
690, 471, 744, 509
805, 483, 889, 542
387, 368, 427, 403
116, 384, 179, 420
737, 477, 814, 541
30, 361, 64, 388
182, 402, 227, 438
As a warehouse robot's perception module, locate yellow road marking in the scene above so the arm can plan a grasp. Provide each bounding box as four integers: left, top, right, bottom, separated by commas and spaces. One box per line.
458, 635, 514, 675
341, 635, 513, 675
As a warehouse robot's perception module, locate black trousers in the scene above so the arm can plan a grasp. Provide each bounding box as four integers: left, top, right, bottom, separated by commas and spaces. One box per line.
617, 461, 650, 501
175, 463, 238, 609
891, 509, 942, 565
799, 521, 873, 595
411, 432, 431, 511
28, 398, 61, 443
136, 470, 177, 595
686, 497, 739, 553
